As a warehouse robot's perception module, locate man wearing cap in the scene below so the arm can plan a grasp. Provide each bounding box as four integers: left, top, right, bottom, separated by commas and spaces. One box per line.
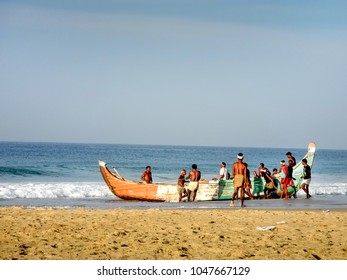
230, 153, 246, 207
280, 160, 292, 199
279, 160, 286, 173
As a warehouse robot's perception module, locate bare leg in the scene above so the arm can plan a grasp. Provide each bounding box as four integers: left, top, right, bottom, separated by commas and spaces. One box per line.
282, 184, 288, 199
230, 189, 238, 207
186, 190, 191, 202
292, 185, 297, 198
245, 188, 253, 200
302, 183, 311, 198
306, 185, 311, 198
240, 188, 245, 207
192, 190, 198, 202
181, 191, 187, 198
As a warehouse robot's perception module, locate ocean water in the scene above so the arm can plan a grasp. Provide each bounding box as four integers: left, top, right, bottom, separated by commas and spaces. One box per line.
0, 142, 346, 209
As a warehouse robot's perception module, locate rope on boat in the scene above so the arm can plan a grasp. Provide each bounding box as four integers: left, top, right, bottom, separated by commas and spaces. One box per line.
112, 166, 126, 181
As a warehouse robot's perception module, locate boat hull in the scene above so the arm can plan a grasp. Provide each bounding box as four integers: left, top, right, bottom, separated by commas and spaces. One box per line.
99, 160, 220, 202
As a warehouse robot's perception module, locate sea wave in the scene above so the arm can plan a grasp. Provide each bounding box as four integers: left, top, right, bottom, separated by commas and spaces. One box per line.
311, 182, 347, 195
1, 167, 42, 176
0, 182, 113, 199
0, 166, 56, 177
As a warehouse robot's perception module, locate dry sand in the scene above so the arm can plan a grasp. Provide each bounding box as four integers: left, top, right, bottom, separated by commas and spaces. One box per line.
0, 207, 346, 260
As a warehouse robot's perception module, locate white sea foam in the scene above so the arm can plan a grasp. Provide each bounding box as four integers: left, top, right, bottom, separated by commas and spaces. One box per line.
0, 182, 113, 199
0, 181, 346, 199
310, 182, 347, 195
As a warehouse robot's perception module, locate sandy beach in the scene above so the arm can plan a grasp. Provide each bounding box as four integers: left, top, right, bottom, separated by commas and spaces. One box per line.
0, 207, 346, 260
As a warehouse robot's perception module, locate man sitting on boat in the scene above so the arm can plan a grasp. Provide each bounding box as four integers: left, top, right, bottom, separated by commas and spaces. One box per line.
141, 166, 152, 184
219, 162, 228, 180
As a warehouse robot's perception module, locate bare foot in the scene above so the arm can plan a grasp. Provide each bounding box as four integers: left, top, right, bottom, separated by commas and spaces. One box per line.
229, 201, 234, 207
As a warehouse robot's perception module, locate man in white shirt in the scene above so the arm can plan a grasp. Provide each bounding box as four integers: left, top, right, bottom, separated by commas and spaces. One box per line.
219, 162, 228, 180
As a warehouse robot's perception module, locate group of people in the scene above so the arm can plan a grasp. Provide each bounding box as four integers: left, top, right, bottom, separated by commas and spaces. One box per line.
270, 152, 312, 200
228, 151, 312, 204
140, 164, 201, 202
140, 151, 312, 205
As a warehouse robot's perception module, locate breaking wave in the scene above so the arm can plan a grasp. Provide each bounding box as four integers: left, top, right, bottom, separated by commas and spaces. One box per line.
0, 167, 52, 177
0, 182, 113, 199
0, 181, 346, 200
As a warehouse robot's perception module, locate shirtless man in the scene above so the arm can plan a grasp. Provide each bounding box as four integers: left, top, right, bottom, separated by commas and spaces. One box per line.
141, 166, 152, 184
177, 169, 187, 202
257, 163, 270, 177
286, 152, 296, 166
186, 164, 201, 202
230, 153, 247, 207
263, 169, 277, 199
244, 163, 253, 200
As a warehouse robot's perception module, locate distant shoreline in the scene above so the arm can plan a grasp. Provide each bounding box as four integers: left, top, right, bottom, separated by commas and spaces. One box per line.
1, 140, 346, 151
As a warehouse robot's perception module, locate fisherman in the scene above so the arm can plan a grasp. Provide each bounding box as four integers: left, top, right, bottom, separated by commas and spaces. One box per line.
257, 163, 270, 177
263, 168, 277, 199
286, 152, 296, 166
271, 168, 280, 190
230, 153, 246, 207
186, 164, 201, 202
177, 169, 187, 202
141, 166, 152, 184
280, 160, 296, 199
280, 161, 289, 199
219, 162, 228, 180
301, 158, 312, 199
288, 159, 296, 198
279, 160, 286, 173
244, 163, 253, 200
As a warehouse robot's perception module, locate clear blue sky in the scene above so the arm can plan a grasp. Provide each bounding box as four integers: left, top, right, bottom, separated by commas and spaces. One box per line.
1, 0, 346, 149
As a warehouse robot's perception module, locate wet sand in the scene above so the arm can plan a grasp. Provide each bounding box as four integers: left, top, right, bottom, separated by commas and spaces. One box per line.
0, 207, 346, 260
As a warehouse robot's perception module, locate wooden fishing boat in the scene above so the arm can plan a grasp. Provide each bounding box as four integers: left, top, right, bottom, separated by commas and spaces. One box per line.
98, 160, 218, 202
99, 142, 316, 202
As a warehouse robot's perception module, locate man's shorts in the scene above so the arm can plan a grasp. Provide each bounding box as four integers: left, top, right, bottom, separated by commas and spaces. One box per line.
187, 181, 199, 191
302, 179, 311, 185
265, 181, 275, 189
176, 185, 185, 195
